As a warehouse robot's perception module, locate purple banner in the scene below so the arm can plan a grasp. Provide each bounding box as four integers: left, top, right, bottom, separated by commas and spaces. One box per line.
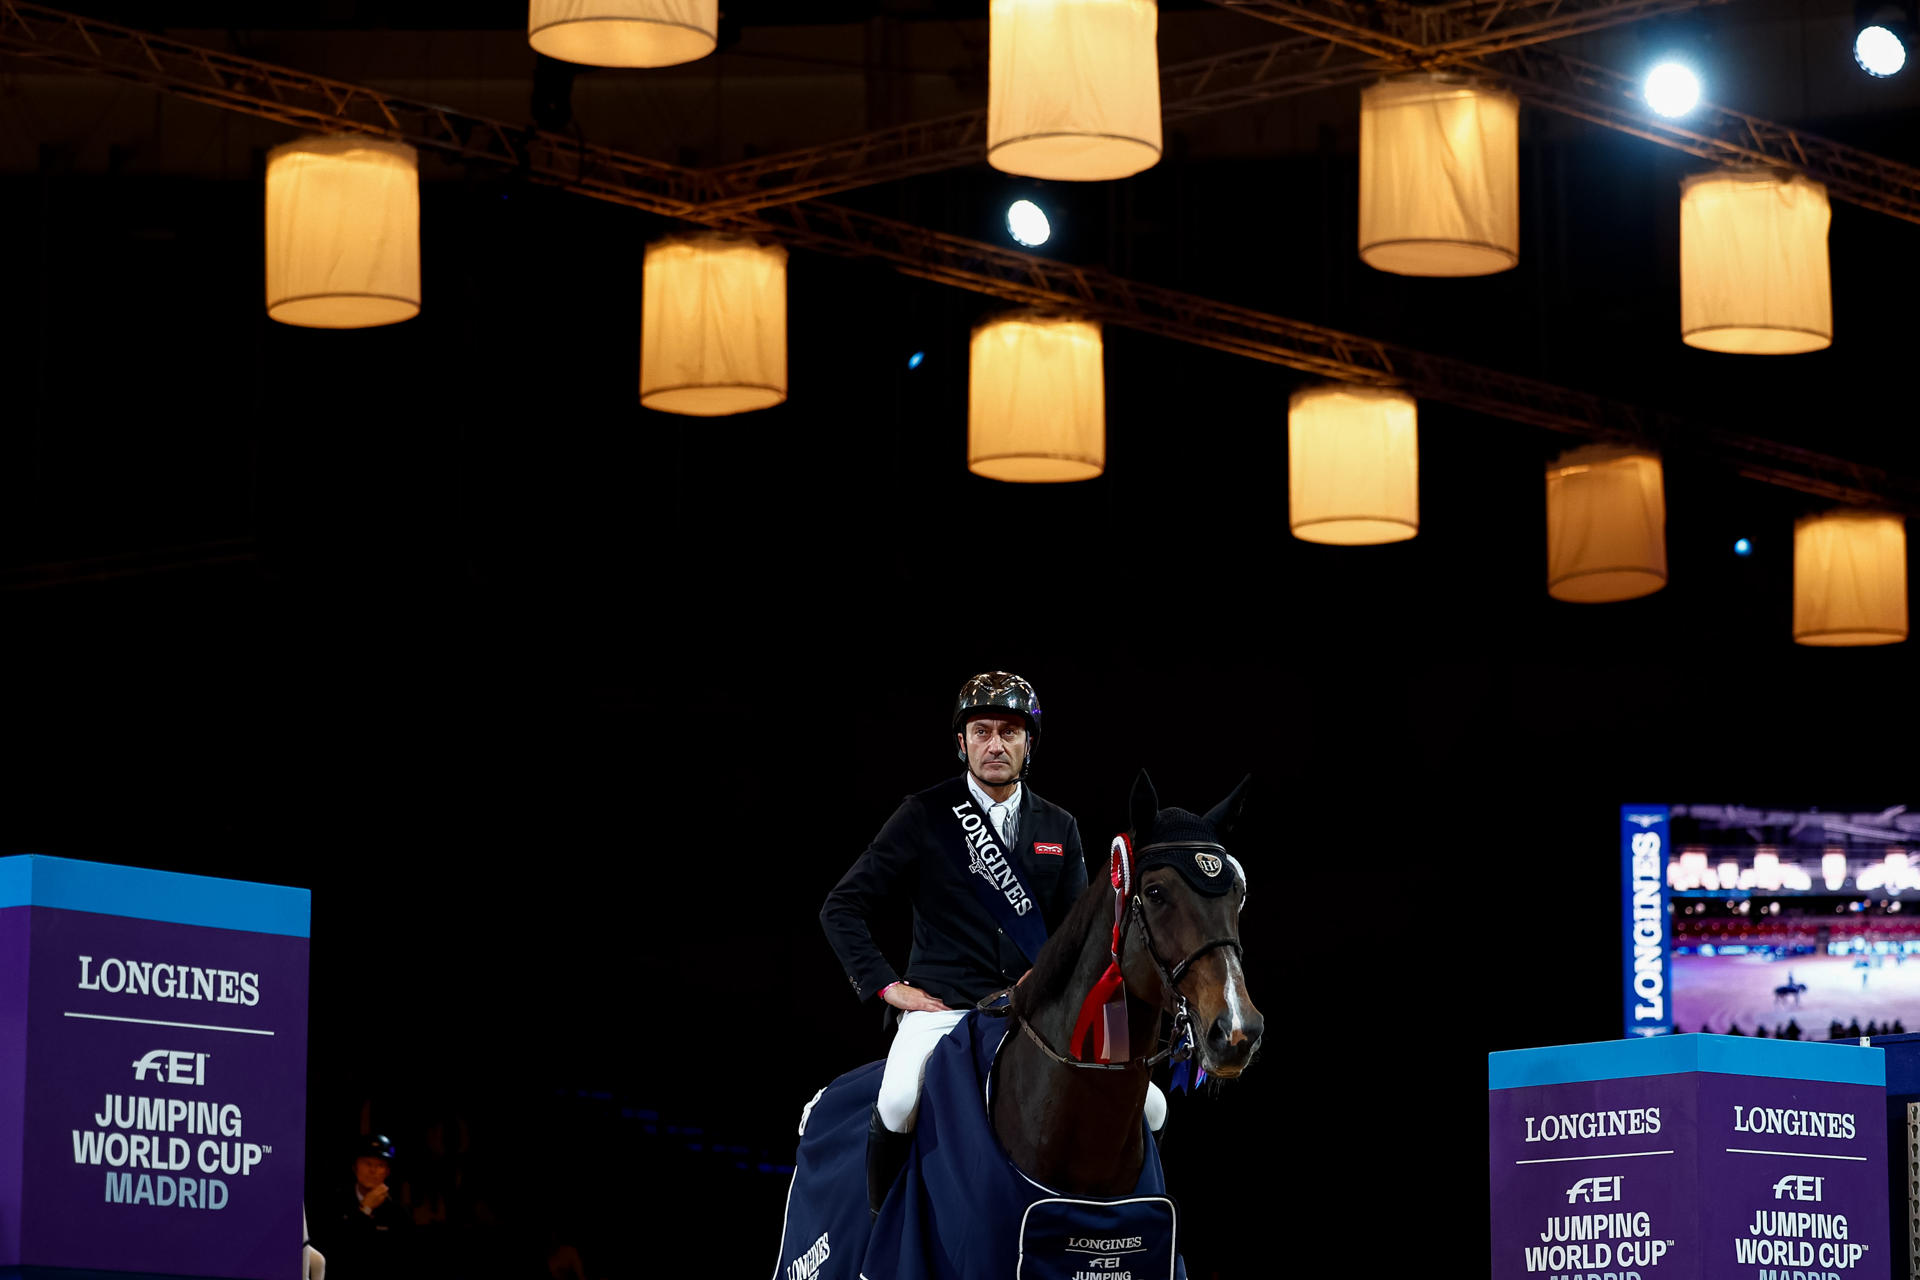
1491, 1046, 1888, 1280
0, 859, 308, 1280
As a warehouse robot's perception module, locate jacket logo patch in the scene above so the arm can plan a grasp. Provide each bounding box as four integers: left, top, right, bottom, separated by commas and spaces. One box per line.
1194, 852, 1223, 877
1033, 842, 1064, 856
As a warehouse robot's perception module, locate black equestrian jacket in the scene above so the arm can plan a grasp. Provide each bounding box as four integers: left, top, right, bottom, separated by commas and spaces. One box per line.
820, 774, 1089, 1010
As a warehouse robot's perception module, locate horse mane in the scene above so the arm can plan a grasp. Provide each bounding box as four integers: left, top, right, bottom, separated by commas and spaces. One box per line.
1010, 870, 1112, 1022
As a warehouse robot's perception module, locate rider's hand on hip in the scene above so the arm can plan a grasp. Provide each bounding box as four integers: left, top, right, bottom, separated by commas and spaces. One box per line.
882, 982, 951, 1013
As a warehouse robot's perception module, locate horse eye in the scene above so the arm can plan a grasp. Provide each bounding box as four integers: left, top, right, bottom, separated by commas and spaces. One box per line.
1144, 885, 1165, 903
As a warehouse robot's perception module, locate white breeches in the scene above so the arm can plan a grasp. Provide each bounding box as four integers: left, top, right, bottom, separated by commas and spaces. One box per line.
876, 1009, 1167, 1135
876, 1009, 966, 1132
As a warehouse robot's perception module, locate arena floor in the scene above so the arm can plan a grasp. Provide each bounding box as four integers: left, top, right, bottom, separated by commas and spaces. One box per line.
1673, 951, 1920, 1037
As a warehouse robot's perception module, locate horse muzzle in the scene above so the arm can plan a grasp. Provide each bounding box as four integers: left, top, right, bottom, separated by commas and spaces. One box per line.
1202, 1008, 1263, 1077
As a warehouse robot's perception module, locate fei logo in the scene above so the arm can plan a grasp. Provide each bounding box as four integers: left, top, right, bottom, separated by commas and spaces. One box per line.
1774, 1175, 1824, 1201
131, 1049, 208, 1086
1567, 1176, 1622, 1204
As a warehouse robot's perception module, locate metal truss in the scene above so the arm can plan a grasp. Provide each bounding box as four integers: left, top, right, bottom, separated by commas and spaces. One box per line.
734, 201, 1910, 510
1202, 1, 1920, 227
700, 37, 1391, 218
3, 5, 1916, 513
13, 0, 1918, 232
1393, 0, 1732, 60
1487, 47, 1920, 225
0, 0, 710, 217
1205, 0, 1731, 66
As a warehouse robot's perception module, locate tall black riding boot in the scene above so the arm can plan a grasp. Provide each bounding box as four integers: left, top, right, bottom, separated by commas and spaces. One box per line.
866, 1106, 912, 1217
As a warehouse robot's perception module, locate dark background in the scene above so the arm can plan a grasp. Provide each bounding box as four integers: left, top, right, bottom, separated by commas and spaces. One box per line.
2, 2, 1919, 1275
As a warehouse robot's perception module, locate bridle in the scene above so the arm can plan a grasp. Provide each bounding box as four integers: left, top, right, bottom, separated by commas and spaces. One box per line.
997, 839, 1244, 1073
1128, 841, 1246, 991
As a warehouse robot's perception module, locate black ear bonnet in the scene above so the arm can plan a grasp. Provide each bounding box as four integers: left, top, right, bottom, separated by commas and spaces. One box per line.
1134, 806, 1238, 898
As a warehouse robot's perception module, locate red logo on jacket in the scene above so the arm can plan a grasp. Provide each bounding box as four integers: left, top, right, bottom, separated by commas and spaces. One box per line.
1032, 842, 1064, 856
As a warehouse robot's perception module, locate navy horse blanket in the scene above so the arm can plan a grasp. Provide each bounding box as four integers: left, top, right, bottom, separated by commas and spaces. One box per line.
773, 1012, 1187, 1280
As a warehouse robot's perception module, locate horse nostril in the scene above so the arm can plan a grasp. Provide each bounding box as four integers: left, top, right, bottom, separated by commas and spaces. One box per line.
1209, 1015, 1253, 1053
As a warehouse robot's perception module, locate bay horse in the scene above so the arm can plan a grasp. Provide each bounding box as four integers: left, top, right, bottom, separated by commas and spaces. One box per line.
771, 770, 1262, 1279
993, 769, 1264, 1194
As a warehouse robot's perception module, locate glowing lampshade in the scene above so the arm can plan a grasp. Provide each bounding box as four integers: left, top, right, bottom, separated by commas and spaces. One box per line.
1544, 446, 1667, 603
987, 0, 1161, 182
1793, 509, 1908, 645
1287, 384, 1418, 545
968, 313, 1104, 482
1358, 76, 1520, 277
265, 135, 420, 329
639, 233, 787, 417
1680, 169, 1832, 354
527, 0, 718, 67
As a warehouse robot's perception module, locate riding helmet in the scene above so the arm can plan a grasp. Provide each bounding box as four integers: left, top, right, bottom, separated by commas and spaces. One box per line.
952, 671, 1042, 775
355, 1134, 397, 1163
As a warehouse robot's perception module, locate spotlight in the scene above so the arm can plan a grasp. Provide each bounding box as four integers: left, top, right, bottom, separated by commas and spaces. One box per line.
1643, 62, 1702, 117
1007, 199, 1051, 248
1854, 5, 1910, 76
907, 351, 925, 370
1734, 537, 1752, 556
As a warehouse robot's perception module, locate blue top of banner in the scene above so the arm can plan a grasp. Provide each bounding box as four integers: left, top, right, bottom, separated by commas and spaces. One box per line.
1489, 1034, 1884, 1090
0, 855, 310, 937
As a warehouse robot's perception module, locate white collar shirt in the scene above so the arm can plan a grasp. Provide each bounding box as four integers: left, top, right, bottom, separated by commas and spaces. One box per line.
965, 773, 1022, 842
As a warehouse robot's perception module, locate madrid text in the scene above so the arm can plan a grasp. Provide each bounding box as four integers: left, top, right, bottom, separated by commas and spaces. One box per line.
75, 1097, 267, 1211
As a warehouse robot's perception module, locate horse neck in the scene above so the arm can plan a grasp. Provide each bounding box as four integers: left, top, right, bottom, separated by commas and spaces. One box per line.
993, 911, 1163, 1196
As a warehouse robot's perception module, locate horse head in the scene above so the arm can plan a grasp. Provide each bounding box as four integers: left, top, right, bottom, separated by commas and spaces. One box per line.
1119, 770, 1263, 1078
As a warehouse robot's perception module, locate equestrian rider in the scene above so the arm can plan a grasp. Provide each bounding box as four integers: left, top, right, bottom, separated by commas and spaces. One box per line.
821, 672, 1165, 1214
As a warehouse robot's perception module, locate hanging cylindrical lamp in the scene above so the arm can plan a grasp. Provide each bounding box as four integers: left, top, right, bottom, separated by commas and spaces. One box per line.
527, 0, 718, 68
1793, 509, 1907, 645
1287, 384, 1419, 545
1680, 169, 1832, 354
968, 313, 1105, 482
265, 135, 420, 329
639, 233, 787, 417
1544, 445, 1668, 603
1358, 76, 1520, 277
987, 0, 1162, 182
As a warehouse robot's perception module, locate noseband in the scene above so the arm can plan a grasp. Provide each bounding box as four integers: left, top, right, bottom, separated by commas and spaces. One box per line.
1004, 840, 1243, 1073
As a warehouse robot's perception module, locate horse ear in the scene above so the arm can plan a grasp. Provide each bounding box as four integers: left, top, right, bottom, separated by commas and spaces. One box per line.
1128, 769, 1160, 837
1205, 774, 1253, 842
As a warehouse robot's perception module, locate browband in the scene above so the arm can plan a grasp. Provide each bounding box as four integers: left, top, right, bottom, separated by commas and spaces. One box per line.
1136, 840, 1228, 857
1135, 839, 1241, 898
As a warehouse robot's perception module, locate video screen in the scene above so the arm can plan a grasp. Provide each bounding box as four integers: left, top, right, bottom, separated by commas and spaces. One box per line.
1626, 804, 1920, 1041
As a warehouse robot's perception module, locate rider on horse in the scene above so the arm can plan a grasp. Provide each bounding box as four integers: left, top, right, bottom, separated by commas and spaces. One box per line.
819, 672, 1170, 1214
786, 764, 1258, 1280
